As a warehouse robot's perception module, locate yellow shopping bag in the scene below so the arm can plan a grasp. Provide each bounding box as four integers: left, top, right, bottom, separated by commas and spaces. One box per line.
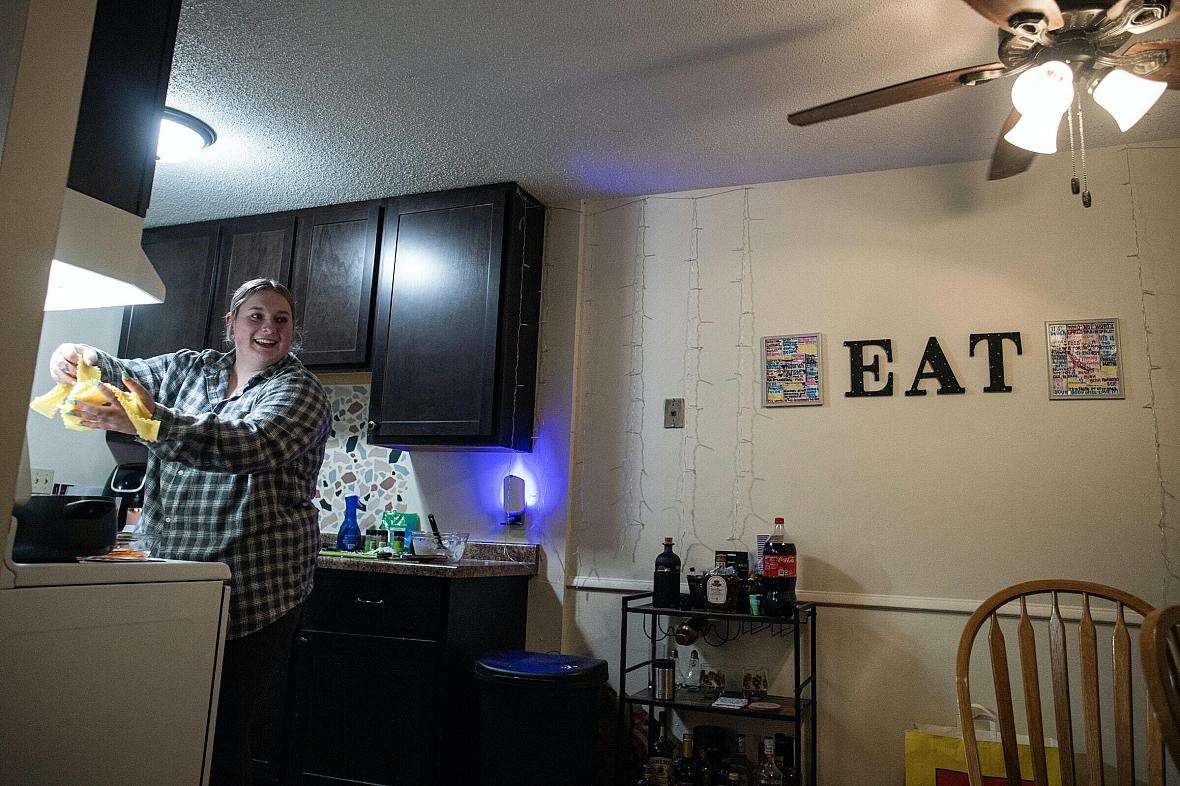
905, 724, 1061, 786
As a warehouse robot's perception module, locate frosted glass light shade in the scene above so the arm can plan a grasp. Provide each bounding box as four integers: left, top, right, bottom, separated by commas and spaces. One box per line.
1004, 113, 1066, 154
1093, 69, 1167, 131
156, 107, 216, 163
1005, 61, 1074, 154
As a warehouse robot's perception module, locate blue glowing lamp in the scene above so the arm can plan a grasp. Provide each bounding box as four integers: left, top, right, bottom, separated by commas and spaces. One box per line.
503, 474, 525, 526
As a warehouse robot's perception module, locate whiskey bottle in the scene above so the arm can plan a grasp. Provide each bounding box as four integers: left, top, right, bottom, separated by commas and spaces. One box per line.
704, 557, 740, 612
648, 712, 675, 786
755, 737, 783, 786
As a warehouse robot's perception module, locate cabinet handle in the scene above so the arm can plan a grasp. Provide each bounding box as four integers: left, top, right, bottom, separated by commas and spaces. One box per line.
353, 597, 385, 606
367, 421, 377, 430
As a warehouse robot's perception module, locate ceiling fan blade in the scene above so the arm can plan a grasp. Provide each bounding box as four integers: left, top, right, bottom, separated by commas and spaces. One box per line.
959, 0, 1065, 31
1115, 2, 1178, 33
988, 109, 1037, 180
1125, 40, 1180, 88
788, 62, 1005, 126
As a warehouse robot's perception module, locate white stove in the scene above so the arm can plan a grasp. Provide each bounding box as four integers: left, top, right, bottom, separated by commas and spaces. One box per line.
1, 527, 230, 786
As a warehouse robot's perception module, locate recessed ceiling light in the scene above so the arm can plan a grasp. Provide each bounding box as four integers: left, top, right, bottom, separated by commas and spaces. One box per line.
157, 107, 216, 163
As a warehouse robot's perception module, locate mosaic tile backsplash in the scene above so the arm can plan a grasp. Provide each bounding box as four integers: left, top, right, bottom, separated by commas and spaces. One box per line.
315, 384, 418, 531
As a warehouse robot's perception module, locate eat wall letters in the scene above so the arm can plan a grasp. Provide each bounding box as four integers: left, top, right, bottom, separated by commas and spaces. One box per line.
844, 332, 1022, 397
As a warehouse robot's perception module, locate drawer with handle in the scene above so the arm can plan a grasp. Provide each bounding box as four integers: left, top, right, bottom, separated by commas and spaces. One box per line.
304, 568, 446, 639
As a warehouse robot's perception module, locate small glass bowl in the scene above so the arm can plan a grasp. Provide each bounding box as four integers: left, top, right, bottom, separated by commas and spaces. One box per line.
409, 531, 470, 562
439, 532, 469, 563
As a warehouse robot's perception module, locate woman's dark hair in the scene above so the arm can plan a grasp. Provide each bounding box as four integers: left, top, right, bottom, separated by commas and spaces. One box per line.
224, 278, 303, 353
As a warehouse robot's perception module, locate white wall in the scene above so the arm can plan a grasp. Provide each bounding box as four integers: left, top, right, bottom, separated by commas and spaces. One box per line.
24, 308, 123, 489
564, 141, 1180, 783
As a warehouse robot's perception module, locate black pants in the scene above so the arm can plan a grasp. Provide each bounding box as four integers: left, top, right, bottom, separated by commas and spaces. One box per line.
210, 602, 304, 786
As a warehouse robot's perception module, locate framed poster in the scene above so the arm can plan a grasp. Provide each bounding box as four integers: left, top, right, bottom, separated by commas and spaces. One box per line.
763, 333, 822, 407
1045, 318, 1124, 400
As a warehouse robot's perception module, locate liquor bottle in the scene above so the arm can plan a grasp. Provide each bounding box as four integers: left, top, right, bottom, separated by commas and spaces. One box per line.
653, 537, 682, 608
761, 517, 797, 617
722, 734, 755, 785
637, 764, 656, 786
337, 494, 362, 552
704, 557, 740, 612
742, 569, 764, 615
648, 712, 675, 786
774, 734, 797, 786
670, 645, 685, 688
755, 737, 783, 786
694, 747, 713, 786
682, 649, 700, 691
673, 732, 698, 785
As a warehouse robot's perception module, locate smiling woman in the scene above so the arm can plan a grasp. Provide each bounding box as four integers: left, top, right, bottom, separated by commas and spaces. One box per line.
47, 276, 332, 785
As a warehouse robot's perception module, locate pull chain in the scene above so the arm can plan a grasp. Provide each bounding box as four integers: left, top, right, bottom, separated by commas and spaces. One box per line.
1067, 95, 1080, 195
1077, 97, 1091, 208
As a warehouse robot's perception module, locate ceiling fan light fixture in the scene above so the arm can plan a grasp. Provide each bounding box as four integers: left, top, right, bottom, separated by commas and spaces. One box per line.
1004, 61, 1074, 154
157, 107, 216, 164
1092, 69, 1167, 132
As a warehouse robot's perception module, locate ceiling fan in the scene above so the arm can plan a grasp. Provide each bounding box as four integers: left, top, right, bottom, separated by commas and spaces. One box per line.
788, 0, 1179, 205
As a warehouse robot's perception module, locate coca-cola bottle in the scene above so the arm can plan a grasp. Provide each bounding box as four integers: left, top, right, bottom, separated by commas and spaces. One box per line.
653, 537, 682, 609
761, 517, 797, 617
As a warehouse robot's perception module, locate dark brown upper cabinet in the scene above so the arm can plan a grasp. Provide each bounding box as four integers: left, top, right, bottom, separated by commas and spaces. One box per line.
125, 202, 380, 369
368, 182, 545, 452
204, 214, 296, 349
289, 202, 381, 367
123, 222, 220, 360
68, 0, 183, 218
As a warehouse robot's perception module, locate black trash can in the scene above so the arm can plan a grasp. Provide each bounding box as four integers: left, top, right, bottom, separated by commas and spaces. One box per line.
475, 649, 609, 786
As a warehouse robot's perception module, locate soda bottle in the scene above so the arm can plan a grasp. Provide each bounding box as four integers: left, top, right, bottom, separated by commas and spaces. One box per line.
761, 517, 797, 617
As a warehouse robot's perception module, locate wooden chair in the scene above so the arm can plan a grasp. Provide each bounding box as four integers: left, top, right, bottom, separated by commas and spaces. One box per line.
955, 579, 1162, 786
1142, 604, 1180, 772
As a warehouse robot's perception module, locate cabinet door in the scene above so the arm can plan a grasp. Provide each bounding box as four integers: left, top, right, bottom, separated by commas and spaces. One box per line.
67, 0, 182, 217
369, 186, 507, 440
121, 223, 220, 359
290, 631, 439, 786
204, 214, 296, 348
290, 202, 380, 368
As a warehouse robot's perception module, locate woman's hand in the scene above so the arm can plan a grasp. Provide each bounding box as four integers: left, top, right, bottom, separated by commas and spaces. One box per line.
49, 343, 98, 384
69, 375, 157, 435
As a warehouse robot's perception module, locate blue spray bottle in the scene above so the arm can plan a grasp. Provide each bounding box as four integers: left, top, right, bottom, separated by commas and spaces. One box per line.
338, 495, 362, 552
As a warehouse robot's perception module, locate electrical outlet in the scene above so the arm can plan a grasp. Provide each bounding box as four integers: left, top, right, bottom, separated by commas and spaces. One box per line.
30, 468, 54, 495
663, 398, 685, 428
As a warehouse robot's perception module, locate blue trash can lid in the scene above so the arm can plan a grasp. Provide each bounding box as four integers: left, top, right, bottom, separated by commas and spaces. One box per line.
475, 649, 608, 688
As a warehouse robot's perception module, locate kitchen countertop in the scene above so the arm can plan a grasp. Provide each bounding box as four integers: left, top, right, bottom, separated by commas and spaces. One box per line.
315, 541, 539, 578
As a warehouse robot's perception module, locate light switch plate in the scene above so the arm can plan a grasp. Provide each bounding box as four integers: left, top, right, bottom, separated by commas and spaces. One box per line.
30, 468, 53, 495
663, 398, 685, 428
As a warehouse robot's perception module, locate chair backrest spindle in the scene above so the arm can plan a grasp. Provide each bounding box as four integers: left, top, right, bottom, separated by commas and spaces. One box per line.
1080, 594, 1105, 786
1049, 591, 1078, 786
1018, 596, 1050, 786
1114, 602, 1135, 786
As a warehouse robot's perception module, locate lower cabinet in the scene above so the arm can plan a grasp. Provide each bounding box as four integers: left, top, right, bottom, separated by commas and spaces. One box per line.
290, 632, 439, 785
253, 568, 529, 786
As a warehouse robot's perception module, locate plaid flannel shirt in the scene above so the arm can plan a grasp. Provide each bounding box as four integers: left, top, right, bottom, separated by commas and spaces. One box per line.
94, 348, 331, 639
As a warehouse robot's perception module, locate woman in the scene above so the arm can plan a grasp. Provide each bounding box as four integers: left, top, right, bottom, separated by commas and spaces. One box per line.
50, 278, 332, 785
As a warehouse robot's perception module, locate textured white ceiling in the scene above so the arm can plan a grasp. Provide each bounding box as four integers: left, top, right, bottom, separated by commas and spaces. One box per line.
146, 0, 1180, 225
